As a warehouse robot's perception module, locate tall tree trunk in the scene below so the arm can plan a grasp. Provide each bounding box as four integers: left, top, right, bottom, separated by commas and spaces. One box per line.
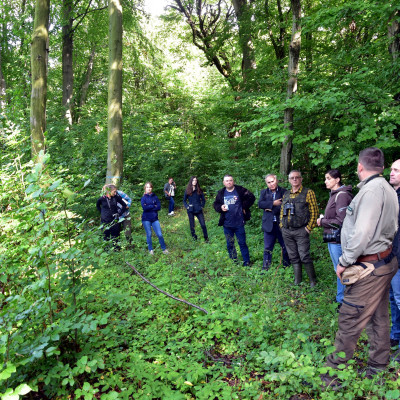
0, 45, 6, 111
75, 45, 96, 123
106, 0, 123, 185
30, 0, 50, 158
62, 0, 74, 125
280, 0, 301, 177
388, 10, 400, 61
232, 0, 256, 86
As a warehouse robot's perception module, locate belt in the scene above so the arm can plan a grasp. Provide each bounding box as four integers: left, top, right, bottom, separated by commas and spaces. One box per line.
357, 246, 392, 263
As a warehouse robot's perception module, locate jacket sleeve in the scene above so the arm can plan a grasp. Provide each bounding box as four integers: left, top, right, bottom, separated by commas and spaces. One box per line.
200, 193, 206, 208
96, 197, 102, 213
258, 189, 273, 210
153, 196, 161, 212
321, 192, 352, 228
116, 194, 127, 215
141, 196, 155, 211
213, 190, 224, 213
305, 189, 318, 231
242, 188, 256, 210
183, 192, 189, 209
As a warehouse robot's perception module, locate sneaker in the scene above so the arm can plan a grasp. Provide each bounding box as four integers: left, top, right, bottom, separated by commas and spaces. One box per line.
162, 249, 169, 254
149, 250, 154, 255
170, 211, 174, 215
168, 212, 173, 216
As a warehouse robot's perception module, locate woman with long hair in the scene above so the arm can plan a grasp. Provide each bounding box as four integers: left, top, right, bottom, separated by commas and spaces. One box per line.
317, 169, 352, 305
141, 182, 168, 255
96, 184, 127, 247
183, 176, 208, 241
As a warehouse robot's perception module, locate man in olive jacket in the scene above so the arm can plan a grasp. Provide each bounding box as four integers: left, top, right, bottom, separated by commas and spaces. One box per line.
214, 175, 255, 266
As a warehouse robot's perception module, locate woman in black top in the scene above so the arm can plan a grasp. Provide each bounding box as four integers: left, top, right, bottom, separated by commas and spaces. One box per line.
96, 184, 127, 244
183, 176, 208, 241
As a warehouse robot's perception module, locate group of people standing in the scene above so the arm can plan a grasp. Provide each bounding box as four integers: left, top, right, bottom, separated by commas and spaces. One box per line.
96, 147, 400, 383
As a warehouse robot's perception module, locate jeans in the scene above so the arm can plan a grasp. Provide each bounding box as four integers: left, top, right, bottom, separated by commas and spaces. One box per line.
390, 268, 400, 343
168, 196, 175, 213
188, 212, 208, 240
142, 220, 166, 251
223, 225, 250, 265
328, 242, 346, 304
263, 222, 290, 268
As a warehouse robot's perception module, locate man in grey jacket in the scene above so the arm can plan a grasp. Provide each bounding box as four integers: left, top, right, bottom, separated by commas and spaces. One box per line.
322, 148, 399, 387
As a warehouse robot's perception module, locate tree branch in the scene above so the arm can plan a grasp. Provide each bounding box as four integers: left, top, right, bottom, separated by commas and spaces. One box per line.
126, 262, 209, 314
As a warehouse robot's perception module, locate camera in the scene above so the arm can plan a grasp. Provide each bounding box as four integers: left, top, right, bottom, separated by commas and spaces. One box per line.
283, 202, 294, 216
323, 224, 341, 243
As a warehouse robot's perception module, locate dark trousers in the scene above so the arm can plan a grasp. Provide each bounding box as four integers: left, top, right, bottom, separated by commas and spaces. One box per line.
263, 222, 290, 268
103, 222, 121, 249
188, 212, 208, 240
223, 225, 250, 265
281, 226, 312, 264
326, 256, 397, 369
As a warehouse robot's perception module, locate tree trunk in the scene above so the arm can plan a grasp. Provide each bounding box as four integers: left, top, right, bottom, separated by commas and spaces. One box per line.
106, 0, 123, 185
30, 0, 50, 158
0, 43, 6, 110
231, 0, 256, 86
62, 0, 74, 125
280, 0, 301, 177
388, 10, 400, 61
75, 45, 96, 122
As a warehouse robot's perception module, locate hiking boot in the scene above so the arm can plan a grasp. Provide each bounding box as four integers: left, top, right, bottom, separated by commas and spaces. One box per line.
304, 262, 317, 287
293, 263, 302, 285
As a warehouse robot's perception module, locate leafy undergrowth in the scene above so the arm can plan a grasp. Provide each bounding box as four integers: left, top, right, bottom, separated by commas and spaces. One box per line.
2, 160, 400, 400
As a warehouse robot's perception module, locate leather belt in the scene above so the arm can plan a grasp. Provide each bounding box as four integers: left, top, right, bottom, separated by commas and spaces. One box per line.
357, 246, 392, 263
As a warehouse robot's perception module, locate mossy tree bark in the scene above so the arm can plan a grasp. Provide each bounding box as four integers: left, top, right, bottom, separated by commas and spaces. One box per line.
106, 0, 123, 185
30, 0, 50, 158
280, 0, 301, 177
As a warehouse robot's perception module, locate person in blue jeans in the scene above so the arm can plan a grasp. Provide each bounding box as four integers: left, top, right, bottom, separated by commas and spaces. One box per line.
317, 169, 352, 305
213, 175, 255, 266
141, 182, 168, 255
389, 159, 400, 349
164, 177, 176, 216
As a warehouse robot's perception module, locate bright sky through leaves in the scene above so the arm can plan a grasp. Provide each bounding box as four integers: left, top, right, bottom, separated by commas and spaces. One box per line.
145, 0, 169, 16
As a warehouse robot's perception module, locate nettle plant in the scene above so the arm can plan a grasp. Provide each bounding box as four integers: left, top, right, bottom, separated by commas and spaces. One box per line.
0, 153, 109, 398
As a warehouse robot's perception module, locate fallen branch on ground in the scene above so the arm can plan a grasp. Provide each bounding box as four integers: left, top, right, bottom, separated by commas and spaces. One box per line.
126, 261, 209, 314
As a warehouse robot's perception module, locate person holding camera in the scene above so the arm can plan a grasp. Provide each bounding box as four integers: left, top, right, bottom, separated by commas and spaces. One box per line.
280, 170, 318, 286
164, 177, 177, 216
96, 184, 127, 246
317, 170, 352, 305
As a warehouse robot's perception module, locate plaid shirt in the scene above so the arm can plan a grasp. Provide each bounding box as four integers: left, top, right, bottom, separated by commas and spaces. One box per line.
117, 190, 132, 217
280, 185, 318, 231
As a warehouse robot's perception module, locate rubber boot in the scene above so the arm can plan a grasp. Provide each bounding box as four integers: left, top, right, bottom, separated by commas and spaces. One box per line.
293, 263, 302, 285
304, 263, 317, 287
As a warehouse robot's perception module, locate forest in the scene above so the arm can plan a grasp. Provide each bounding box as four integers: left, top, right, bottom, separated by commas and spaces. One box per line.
1, 0, 400, 398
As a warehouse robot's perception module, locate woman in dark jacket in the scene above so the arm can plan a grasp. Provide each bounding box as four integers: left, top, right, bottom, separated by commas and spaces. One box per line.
96, 184, 127, 244
183, 176, 208, 241
141, 182, 168, 255
317, 169, 352, 304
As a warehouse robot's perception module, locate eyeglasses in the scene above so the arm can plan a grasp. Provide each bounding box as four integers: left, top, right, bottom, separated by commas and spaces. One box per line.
289, 176, 301, 180
266, 181, 275, 184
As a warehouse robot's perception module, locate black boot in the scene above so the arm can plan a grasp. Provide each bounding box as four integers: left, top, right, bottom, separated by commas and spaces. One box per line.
293, 263, 302, 285
304, 263, 317, 287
